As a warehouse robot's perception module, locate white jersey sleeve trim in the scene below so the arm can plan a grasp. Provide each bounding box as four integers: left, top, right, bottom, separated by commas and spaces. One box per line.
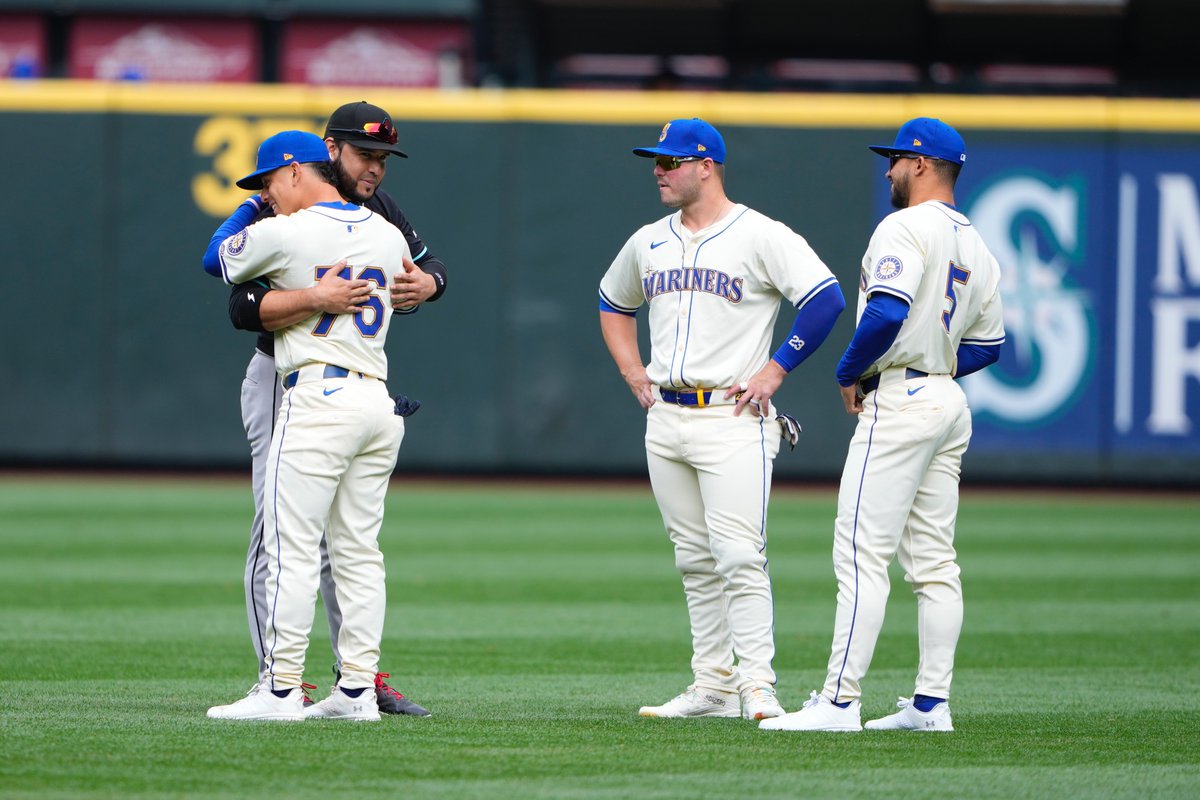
794, 275, 839, 309
865, 284, 914, 303
961, 335, 1006, 345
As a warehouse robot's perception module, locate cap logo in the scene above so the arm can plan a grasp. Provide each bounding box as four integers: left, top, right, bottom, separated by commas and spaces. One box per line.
283, 152, 294, 161
697, 144, 707, 152
912, 138, 922, 147
658, 122, 671, 143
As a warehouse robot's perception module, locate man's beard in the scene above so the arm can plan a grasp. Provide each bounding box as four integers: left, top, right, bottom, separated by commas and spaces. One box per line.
890, 177, 910, 209
335, 161, 370, 204
663, 180, 700, 209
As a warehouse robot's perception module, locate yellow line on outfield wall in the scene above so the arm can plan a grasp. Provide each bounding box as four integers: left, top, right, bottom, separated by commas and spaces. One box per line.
3, 79, 1200, 131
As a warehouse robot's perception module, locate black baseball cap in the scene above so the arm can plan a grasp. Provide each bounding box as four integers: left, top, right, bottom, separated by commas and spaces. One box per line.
324, 101, 408, 157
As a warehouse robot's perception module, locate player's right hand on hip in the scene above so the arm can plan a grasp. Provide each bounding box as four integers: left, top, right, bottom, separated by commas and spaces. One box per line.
624, 366, 654, 409
839, 382, 863, 415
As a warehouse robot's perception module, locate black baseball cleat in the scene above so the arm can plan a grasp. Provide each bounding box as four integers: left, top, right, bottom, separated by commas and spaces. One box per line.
375, 672, 431, 716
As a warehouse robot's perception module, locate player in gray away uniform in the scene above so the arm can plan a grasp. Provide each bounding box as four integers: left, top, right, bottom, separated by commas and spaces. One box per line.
225, 102, 445, 716
600, 119, 845, 721
761, 118, 1005, 733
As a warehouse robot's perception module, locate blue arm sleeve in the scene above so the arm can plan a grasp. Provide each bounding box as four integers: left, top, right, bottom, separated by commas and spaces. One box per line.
954, 342, 1001, 378
202, 197, 263, 278
771, 282, 846, 372
835, 293, 910, 386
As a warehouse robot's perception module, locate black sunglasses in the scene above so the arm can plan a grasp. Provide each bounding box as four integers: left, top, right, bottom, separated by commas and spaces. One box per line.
654, 155, 703, 171
888, 153, 921, 168
328, 117, 398, 145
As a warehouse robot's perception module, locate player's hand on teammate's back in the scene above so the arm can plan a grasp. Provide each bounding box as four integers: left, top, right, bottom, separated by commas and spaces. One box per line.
312, 259, 371, 315
728, 361, 786, 418
391, 254, 436, 310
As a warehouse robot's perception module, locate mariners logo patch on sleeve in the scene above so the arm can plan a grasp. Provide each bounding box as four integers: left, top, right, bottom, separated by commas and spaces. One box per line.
875, 256, 903, 281
225, 230, 248, 256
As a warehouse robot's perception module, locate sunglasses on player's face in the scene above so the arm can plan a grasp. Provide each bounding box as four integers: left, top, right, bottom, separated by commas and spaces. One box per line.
328, 117, 398, 145
654, 155, 704, 171
888, 153, 921, 168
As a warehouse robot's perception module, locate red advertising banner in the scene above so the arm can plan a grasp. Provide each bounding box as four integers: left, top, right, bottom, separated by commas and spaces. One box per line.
281, 19, 470, 88
0, 14, 45, 78
69, 16, 258, 82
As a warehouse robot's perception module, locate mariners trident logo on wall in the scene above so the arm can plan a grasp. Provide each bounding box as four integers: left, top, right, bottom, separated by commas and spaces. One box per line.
960, 172, 1094, 426
904, 142, 1200, 453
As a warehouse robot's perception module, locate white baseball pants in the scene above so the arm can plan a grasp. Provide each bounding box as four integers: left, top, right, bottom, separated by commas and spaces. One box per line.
240, 349, 345, 679
261, 370, 403, 691
822, 368, 972, 703
645, 401, 782, 693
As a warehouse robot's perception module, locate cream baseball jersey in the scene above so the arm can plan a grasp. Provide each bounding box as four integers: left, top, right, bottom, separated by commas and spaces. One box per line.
858, 200, 1005, 377
217, 202, 409, 379
600, 204, 838, 389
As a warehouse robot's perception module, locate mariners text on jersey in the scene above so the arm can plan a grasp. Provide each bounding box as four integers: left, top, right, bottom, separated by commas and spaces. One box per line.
644, 267, 744, 303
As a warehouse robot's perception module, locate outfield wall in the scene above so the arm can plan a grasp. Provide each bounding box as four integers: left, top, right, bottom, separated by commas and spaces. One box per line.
2, 82, 1199, 484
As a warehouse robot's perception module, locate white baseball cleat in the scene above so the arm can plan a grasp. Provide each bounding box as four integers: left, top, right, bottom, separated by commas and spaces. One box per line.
207, 682, 305, 721
740, 684, 785, 720
639, 686, 740, 718
305, 685, 381, 721
759, 690, 862, 731
865, 697, 954, 731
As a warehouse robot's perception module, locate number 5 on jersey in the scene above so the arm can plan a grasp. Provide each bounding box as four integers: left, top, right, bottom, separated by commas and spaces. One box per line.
942, 261, 970, 331
312, 265, 387, 338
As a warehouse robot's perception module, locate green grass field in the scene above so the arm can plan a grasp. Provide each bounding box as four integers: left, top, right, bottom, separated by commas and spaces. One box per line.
0, 476, 1197, 799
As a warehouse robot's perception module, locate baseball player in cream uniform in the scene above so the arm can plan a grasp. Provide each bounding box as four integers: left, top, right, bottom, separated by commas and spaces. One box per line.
762, 118, 1005, 733
600, 119, 845, 720
203, 131, 407, 722
227, 102, 439, 717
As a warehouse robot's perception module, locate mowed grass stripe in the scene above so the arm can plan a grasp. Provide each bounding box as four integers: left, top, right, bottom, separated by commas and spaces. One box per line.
0, 477, 1197, 799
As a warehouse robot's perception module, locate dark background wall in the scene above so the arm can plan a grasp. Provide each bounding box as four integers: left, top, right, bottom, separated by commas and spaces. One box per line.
1, 87, 1198, 484
3, 0, 1197, 490
0, 99, 872, 476
2, 1, 1198, 96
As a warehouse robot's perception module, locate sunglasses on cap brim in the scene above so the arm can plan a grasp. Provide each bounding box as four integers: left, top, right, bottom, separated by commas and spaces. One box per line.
327, 118, 398, 146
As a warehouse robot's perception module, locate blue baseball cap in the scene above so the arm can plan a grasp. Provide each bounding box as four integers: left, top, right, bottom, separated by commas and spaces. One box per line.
236, 130, 333, 190
869, 117, 966, 165
633, 118, 726, 164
